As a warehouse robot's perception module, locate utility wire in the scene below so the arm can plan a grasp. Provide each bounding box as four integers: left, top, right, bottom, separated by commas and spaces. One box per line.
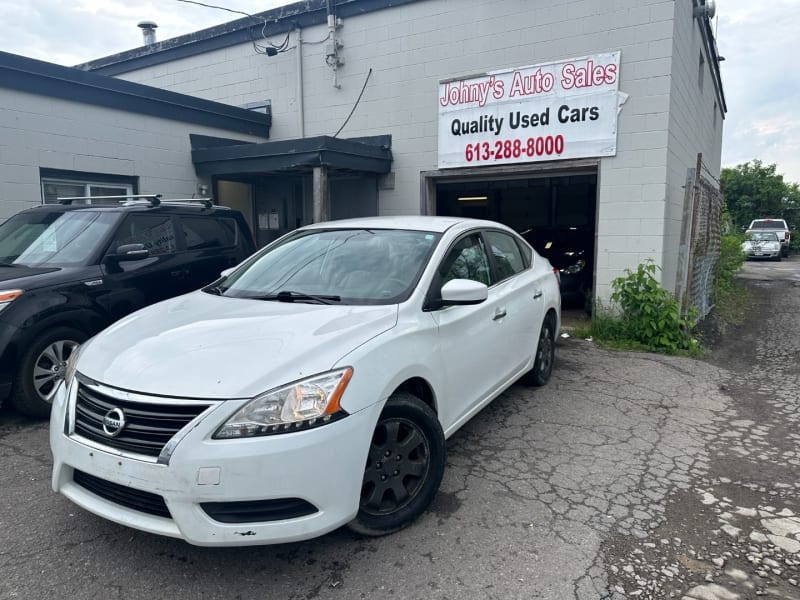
173, 0, 291, 55
334, 68, 373, 138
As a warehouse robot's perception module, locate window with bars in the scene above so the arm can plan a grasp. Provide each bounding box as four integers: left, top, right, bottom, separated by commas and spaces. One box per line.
40, 178, 135, 205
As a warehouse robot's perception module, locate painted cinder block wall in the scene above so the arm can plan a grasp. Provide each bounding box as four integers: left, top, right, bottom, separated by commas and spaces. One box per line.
0, 88, 264, 223
115, 0, 722, 301
663, 0, 724, 294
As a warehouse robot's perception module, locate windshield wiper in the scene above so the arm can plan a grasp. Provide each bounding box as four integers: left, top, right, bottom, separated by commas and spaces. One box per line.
204, 285, 225, 296
251, 290, 341, 305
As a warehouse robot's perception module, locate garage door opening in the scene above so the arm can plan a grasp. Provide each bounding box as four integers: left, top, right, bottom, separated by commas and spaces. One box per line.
435, 173, 597, 309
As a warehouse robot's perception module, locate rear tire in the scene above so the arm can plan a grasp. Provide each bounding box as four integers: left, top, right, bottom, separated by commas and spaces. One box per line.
524, 313, 556, 387
9, 326, 86, 418
347, 392, 445, 537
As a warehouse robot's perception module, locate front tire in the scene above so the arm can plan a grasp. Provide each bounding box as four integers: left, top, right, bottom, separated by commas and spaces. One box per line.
10, 326, 86, 418
347, 392, 445, 537
524, 313, 556, 387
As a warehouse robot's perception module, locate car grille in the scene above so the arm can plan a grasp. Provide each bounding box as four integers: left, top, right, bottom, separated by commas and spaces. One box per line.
73, 469, 171, 519
73, 383, 212, 458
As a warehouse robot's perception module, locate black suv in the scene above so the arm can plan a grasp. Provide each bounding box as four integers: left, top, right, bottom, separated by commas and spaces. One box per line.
0, 196, 256, 416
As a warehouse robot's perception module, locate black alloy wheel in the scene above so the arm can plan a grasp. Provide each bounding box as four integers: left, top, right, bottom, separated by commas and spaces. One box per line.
10, 326, 86, 417
348, 392, 445, 536
524, 313, 556, 387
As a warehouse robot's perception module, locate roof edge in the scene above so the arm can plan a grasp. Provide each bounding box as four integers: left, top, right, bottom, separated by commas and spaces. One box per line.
77, 0, 422, 76
0, 51, 271, 137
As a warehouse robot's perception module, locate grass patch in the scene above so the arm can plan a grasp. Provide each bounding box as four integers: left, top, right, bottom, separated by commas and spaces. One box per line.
565, 261, 702, 357
714, 279, 751, 326
565, 238, 748, 357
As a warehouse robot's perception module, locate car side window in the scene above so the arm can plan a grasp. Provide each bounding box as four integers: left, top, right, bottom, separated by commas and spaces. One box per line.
180, 216, 236, 250
485, 231, 526, 282
439, 234, 492, 286
110, 215, 177, 256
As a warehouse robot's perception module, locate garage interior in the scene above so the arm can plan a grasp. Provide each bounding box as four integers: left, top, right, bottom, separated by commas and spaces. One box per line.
435, 172, 598, 308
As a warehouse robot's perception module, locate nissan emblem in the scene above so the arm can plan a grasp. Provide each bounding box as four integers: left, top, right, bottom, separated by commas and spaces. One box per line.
102, 408, 126, 437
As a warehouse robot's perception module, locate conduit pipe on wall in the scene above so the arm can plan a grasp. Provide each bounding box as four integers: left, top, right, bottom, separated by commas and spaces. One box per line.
296, 27, 305, 138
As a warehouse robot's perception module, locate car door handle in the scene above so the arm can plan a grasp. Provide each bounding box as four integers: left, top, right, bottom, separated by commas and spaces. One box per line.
533, 291, 543, 299
493, 309, 507, 321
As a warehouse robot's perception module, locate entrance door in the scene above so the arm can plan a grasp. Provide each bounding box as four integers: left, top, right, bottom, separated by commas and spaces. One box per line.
216, 180, 254, 238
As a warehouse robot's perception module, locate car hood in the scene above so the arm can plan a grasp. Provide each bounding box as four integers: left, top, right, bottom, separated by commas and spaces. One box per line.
78, 291, 399, 399
539, 249, 587, 270
0, 265, 61, 286
743, 240, 779, 249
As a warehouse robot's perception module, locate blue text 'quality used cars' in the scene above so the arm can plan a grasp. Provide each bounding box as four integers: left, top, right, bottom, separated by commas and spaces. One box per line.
50, 216, 561, 546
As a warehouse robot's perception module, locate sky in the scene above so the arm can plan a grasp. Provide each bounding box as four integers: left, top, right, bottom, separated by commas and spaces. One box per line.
1, 0, 799, 184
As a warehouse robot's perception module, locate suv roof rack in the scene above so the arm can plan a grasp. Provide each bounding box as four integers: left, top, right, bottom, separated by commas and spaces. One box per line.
57, 195, 219, 208
159, 198, 220, 209
58, 194, 162, 206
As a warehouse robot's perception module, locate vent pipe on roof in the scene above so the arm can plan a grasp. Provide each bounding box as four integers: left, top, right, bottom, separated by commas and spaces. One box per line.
137, 21, 158, 45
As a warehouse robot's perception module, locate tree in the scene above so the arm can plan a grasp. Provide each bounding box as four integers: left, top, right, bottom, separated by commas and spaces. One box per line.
721, 160, 799, 229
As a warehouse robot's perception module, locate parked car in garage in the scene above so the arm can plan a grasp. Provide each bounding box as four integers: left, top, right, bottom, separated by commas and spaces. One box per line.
50, 216, 561, 546
521, 227, 593, 311
0, 196, 255, 416
742, 231, 782, 261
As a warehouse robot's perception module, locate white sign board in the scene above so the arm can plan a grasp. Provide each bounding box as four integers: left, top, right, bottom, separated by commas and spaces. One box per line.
437, 52, 627, 169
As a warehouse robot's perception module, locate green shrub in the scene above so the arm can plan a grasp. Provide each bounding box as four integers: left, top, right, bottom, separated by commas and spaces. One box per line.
716, 234, 745, 299
608, 260, 699, 354
713, 233, 749, 326
790, 232, 800, 254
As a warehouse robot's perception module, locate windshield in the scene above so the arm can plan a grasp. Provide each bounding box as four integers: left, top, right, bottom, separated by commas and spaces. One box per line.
746, 232, 779, 242
0, 210, 117, 267
750, 220, 786, 229
214, 228, 441, 304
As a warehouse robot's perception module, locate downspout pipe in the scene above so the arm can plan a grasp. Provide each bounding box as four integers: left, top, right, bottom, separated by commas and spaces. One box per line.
295, 27, 305, 138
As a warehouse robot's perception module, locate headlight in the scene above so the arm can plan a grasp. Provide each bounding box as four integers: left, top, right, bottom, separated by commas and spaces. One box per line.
0, 289, 23, 313
63, 342, 85, 389
214, 368, 353, 439
560, 260, 586, 275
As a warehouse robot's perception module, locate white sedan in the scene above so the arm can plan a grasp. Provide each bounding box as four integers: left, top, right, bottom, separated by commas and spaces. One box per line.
742, 231, 782, 261
50, 216, 560, 546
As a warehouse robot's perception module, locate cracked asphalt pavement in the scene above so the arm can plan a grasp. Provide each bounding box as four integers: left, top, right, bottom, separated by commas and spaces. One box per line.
0, 257, 798, 599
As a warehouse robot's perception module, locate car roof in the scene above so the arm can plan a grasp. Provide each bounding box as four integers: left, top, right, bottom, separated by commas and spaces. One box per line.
300, 215, 516, 235
15, 202, 234, 216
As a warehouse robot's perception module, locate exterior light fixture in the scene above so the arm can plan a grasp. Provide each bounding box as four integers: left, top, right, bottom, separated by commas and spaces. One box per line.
693, 0, 716, 19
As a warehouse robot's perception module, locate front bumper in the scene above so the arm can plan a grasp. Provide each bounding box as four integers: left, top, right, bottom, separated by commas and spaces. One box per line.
745, 249, 781, 259
50, 380, 383, 546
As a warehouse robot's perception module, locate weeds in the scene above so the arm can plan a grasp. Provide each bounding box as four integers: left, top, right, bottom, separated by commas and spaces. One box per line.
711, 234, 750, 327
580, 260, 701, 355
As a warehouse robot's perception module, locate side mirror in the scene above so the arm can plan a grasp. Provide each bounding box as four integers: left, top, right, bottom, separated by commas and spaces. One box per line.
108, 243, 150, 261
439, 279, 488, 307
220, 266, 236, 278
